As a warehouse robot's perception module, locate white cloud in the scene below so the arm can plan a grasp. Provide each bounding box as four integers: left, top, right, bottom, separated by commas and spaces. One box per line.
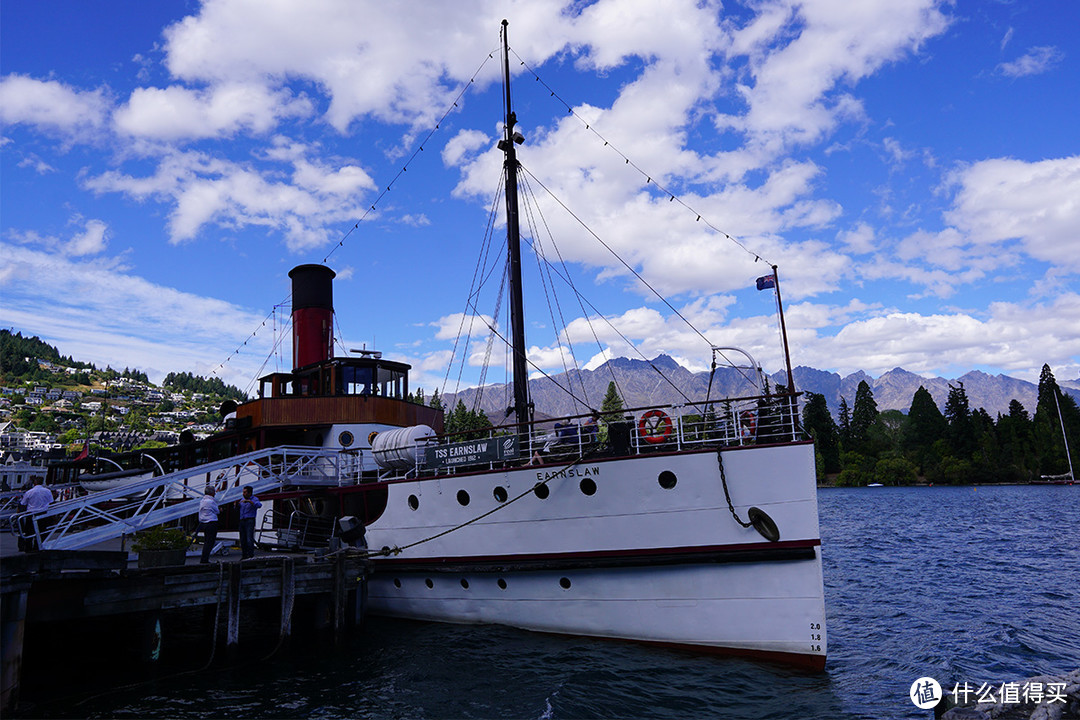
719, 0, 951, 157
432, 312, 496, 341
997, 46, 1064, 78
82, 147, 374, 250
67, 219, 109, 256
160, 0, 571, 132
114, 83, 312, 141
945, 155, 1080, 270
816, 293, 1080, 377
443, 130, 491, 168
838, 222, 876, 254
0, 241, 271, 387
0, 74, 109, 137
17, 154, 56, 174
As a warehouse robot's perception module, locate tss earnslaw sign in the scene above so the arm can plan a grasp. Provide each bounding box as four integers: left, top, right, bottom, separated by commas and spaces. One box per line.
425, 435, 520, 470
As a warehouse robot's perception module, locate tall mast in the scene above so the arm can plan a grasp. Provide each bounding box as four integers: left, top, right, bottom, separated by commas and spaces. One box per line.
500, 19, 531, 428
771, 265, 796, 395
1054, 388, 1075, 481
771, 265, 798, 437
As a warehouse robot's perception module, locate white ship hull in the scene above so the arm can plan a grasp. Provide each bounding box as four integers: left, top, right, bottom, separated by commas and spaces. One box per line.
363, 442, 827, 669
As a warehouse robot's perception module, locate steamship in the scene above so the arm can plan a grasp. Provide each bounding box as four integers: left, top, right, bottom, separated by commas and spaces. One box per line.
50, 23, 828, 668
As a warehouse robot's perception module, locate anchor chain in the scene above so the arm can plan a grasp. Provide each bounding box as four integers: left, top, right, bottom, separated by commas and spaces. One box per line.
718, 449, 752, 528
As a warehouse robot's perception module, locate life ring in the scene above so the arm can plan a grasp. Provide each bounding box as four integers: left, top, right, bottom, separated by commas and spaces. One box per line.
740, 410, 757, 438
638, 410, 673, 444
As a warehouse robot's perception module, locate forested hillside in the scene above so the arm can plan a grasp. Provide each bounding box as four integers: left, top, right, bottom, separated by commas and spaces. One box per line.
801, 364, 1078, 485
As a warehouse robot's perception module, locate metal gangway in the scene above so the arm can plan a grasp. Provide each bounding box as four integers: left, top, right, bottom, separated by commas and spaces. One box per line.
14, 446, 360, 551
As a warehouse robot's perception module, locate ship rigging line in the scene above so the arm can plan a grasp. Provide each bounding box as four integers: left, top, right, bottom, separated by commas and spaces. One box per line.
509, 48, 773, 268
213, 46, 498, 387
520, 165, 761, 395
520, 177, 592, 412
442, 173, 506, 403
372, 454, 589, 558
211, 295, 290, 386
321, 46, 499, 266
458, 296, 590, 411
519, 166, 714, 351
518, 174, 625, 407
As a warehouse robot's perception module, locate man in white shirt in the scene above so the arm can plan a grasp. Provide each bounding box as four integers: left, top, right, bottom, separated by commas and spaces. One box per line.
20, 478, 53, 513
17, 478, 54, 551
198, 486, 220, 564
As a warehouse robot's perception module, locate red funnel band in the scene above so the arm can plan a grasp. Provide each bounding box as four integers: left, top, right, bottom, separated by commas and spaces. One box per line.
293, 307, 332, 369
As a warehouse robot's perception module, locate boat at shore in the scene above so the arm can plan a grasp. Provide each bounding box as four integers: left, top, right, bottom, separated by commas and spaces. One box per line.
40, 23, 826, 669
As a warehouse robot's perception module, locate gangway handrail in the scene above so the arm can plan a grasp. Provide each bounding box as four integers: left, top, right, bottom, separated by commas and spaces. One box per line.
14, 445, 353, 551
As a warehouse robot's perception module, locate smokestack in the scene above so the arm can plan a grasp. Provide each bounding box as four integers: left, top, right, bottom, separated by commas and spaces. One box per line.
289, 264, 336, 370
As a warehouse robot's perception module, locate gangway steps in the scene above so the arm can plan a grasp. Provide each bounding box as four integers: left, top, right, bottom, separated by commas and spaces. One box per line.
16, 446, 356, 551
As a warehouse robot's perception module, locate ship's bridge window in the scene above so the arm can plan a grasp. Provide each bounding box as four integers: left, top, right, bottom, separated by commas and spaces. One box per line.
377, 366, 406, 399
340, 365, 374, 396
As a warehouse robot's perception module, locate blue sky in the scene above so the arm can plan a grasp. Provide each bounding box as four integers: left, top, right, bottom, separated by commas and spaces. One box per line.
2, 0, 1078, 398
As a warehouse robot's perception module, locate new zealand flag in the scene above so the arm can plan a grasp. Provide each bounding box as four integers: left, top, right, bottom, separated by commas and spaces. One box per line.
756, 274, 776, 291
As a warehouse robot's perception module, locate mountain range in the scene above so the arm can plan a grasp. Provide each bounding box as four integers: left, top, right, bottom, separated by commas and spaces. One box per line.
442, 356, 1080, 421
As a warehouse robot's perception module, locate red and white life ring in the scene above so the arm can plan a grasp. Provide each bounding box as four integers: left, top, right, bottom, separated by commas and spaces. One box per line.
638, 409, 674, 444
740, 410, 757, 439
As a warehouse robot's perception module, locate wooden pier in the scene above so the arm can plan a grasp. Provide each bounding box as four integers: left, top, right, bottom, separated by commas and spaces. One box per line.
1, 548, 368, 713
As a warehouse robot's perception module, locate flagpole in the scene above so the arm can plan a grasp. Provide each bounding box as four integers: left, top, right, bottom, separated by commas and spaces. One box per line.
771, 265, 796, 396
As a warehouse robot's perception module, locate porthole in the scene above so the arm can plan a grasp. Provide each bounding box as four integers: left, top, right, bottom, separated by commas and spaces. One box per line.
579, 478, 596, 496
425, 578, 434, 589
497, 578, 507, 590
393, 578, 401, 588
368, 431, 379, 446
457, 489, 470, 506
338, 430, 354, 447
658, 471, 677, 490
559, 577, 572, 589
460, 578, 470, 589
534, 483, 550, 500
493, 486, 508, 503
408, 494, 419, 510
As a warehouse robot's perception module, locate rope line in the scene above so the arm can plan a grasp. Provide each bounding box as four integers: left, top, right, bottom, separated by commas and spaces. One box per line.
209, 297, 289, 382
519, 165, 715, 354
373, 453, 588, 557
321, 47, 498, 264
519, 173, 624, 405
510, 48, 772, 268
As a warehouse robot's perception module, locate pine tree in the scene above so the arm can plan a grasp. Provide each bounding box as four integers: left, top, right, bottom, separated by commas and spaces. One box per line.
1033, 364, 1080, 477
902, 386, 946, 472
850, 381, 878, 451
944, 382, 975, 458
802, 392, 840, 474
837, 396, 851, 449
428, 389, 445, 413
599, 381, 625, 423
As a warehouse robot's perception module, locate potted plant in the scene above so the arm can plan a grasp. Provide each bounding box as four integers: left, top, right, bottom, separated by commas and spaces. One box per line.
132, 526, 191, 568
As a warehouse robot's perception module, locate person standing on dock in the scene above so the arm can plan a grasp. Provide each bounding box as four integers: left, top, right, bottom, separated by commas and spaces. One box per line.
19, 477, 53, 514
17, 477, 54, 551
198, 486, 220, 564
237, 485, 261, 560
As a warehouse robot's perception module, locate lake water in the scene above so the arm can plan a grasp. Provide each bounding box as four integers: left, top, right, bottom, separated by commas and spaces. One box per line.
23, 485, 1080, 719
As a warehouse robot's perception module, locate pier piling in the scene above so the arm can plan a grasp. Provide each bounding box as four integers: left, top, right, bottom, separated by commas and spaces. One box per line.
1, 549, 368, 714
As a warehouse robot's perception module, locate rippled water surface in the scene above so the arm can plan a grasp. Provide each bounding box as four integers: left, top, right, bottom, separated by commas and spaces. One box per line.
27, 486, 1080, 719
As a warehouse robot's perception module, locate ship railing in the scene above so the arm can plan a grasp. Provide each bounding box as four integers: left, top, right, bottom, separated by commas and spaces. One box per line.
256, 508, 336, 551
400, 392, 803, 479
13, 445, 349, 551
0, 491, 25, 525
